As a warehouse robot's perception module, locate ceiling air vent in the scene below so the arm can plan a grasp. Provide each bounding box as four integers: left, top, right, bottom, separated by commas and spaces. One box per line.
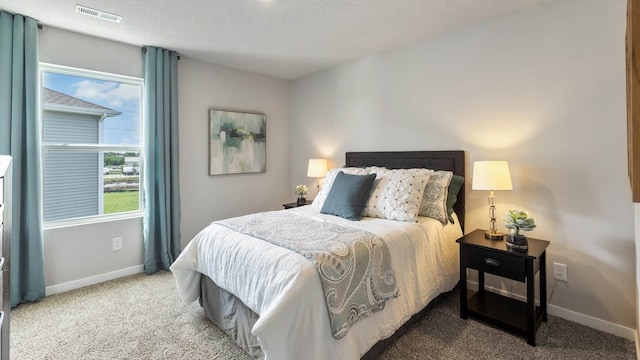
75, 5, 122, 23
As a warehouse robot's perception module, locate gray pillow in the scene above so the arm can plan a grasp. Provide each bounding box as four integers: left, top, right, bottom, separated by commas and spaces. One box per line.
320, 171, 376, 220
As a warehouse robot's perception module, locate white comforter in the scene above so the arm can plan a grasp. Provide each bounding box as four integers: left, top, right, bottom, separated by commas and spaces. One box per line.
171, 206, 462, 360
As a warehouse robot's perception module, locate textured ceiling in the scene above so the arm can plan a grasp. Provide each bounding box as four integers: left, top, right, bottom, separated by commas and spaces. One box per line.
2, 0, 550, 80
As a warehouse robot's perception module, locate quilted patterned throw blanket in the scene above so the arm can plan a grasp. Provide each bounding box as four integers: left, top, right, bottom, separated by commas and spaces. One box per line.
216, 211, 399, 339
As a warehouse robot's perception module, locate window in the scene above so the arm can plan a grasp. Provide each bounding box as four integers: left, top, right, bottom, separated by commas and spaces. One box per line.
40, 63, 143, 224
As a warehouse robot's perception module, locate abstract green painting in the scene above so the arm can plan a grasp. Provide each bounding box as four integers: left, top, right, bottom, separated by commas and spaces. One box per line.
209, 109, 266, 175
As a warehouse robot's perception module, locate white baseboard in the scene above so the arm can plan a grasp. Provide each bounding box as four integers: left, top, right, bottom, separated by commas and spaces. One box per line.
547, 303, 635, 340
466, 281, 636, 341
45, 265, 144, 296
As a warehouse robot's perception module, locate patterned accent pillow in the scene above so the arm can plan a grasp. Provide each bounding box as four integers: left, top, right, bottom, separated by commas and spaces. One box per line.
311, 167, 371, 209
419, 170, 453, 225
363, 168, 434, 222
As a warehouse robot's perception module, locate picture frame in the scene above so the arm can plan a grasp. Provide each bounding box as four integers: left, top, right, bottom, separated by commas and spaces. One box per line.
209, 109, 266, 175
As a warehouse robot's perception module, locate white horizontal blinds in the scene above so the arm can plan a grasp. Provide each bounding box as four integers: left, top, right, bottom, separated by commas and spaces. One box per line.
43, 152, 99, 222
43, 112, 99, 143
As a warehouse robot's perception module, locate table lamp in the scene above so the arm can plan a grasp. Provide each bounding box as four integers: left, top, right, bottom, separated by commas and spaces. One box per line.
307, 159, 328, 194
472, 161, 513, 239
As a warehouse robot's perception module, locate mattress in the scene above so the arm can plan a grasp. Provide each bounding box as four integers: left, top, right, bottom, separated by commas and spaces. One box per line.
171, 206, 462, 360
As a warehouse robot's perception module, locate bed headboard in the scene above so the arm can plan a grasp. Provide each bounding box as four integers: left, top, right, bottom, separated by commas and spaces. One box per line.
345, 151, 465, 231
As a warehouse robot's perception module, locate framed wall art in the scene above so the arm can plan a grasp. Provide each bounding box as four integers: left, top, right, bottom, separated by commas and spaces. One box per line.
209, 109, 266, 175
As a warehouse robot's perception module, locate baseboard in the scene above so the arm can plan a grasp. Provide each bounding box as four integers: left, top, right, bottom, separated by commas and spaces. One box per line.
547, 303, 636, 340
45, 265, 144, 296
466, 280, 636, 341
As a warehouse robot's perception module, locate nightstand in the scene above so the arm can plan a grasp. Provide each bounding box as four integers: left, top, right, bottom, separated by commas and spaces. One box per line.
282, 200, 312, 209
457, 229, 550, 346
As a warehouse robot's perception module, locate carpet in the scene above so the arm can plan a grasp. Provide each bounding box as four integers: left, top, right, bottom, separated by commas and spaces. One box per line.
11, 271, 636, 359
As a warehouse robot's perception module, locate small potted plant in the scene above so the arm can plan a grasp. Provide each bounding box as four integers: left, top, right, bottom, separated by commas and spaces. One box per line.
295, 184, 309, 205
502, 209, 536, 250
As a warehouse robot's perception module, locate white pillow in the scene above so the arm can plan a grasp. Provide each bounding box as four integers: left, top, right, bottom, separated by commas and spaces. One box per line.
363, 168, 434, 222
418, 170, 453, 225
311, 167, 371, 209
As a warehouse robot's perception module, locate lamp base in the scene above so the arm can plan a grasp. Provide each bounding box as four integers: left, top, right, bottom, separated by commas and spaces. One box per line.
484, 231, 505, 240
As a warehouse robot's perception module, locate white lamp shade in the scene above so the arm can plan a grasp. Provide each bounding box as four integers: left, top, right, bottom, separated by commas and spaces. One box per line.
472, 161, 513, 191
307, 159, 328, 178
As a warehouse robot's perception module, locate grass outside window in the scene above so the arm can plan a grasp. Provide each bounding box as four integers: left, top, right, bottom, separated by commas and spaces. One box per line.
104, 190, 139, 214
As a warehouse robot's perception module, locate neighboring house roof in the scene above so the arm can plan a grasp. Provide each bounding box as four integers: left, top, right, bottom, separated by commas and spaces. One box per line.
43, 87, 121, 118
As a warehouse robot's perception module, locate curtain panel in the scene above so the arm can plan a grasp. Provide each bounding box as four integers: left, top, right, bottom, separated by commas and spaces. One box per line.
0, 11, 46, 306
142, 46, 181, 274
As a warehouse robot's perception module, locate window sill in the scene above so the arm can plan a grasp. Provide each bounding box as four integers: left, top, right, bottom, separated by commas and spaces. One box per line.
43, 211, 144, 230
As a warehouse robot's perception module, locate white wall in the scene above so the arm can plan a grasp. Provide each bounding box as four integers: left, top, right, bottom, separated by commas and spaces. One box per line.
635, 204, 640, 353
39, 27, 292, 290
291, 0, 636, 331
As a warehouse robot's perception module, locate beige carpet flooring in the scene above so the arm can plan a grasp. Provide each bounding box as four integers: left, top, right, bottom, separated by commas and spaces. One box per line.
10, 271, 637, 360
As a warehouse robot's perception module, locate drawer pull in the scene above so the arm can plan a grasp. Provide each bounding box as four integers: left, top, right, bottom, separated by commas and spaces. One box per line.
484, 258, 501, 267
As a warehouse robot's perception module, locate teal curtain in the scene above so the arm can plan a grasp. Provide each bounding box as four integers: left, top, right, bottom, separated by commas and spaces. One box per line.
0, 11, 46, 306
142, 46, 181, 274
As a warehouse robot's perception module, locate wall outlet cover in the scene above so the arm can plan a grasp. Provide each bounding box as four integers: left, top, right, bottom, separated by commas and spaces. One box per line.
553, 262, 568, 282
112, 237, 123, 251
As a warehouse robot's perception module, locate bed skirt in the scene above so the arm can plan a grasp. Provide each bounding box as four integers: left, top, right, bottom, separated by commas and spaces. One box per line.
200, 274, 264, 358
199, 273, 456, 360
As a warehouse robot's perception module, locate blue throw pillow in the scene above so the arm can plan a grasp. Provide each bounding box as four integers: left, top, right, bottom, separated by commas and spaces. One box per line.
320, 171, 376, 220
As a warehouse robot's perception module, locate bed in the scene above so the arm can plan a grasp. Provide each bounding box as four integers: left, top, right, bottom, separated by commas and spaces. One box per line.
171, 150, 465, 360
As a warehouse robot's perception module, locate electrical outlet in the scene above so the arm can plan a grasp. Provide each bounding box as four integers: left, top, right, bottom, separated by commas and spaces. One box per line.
553, 262, 568, 282
112, 237, 123, 251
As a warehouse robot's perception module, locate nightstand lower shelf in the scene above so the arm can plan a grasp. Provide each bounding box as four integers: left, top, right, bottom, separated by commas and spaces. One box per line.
466, 291, 544, 337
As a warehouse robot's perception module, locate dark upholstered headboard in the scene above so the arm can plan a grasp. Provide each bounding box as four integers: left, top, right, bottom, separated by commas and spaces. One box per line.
345, 151, 465, 231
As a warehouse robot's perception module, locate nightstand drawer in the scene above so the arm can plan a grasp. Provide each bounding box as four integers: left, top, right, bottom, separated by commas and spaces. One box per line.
464, 247, 526, 281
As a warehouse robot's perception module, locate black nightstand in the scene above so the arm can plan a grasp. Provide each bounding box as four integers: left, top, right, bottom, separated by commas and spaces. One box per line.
457, 229, 550, 346
282, 200, 312, 209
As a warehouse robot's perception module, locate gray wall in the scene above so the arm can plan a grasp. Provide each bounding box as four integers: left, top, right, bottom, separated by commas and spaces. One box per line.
39, 27, 291, 291
291, 0, 635, 331
178, 57, 291, 244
